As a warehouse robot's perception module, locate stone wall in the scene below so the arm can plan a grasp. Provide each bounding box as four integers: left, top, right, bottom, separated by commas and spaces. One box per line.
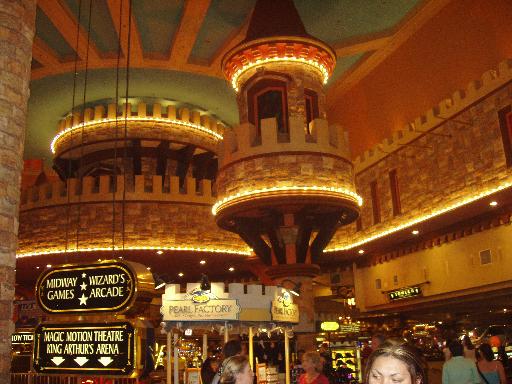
18, 175, 248, 256
0, 0, 36, 379
52, 102, 224, 157
327, 60, 512, 251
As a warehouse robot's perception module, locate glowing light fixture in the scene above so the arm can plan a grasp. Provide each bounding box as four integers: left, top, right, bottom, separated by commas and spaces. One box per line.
156, 250, 163, 255
178, 272, 184, 277
212, 185, 362, 216
16, 245, 252, 258
229, 57, 329, 92
412, 230, 419, 235
228, 267, 235, 272
358, 249, 365, 254
51, 116, 223, 154
489, 201, 498, 206
46, 264, 52, 268
200, 260, 206, 265
324, 180, 512, 252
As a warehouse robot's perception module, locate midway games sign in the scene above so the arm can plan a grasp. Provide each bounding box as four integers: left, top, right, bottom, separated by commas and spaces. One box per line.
35, 261, 140, 313
33, 322, 135, 375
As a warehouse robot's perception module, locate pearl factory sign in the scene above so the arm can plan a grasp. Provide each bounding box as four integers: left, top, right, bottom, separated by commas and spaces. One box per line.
35, 262, 135, 313
33, 322, 135, 375
271, 291, 299, 323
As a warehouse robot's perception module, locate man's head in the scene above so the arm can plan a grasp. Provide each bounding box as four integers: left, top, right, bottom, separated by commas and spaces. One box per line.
448, 340, 463, 357
223, 340, 242, 358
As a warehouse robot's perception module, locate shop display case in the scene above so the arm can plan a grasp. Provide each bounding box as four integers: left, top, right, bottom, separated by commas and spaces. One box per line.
330, 344, 361, 383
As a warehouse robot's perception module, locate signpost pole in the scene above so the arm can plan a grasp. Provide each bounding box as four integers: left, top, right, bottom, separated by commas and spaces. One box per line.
224, 321, 229, 343
248, 326, 254, 370
202, 333, 208, 362
284, 329, 290, 384
174, 333, 179, 384
167, 330, 172, 384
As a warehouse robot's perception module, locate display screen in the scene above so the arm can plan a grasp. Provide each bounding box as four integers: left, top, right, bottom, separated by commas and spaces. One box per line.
33, 322, 135, 375
36, 262, 135, 313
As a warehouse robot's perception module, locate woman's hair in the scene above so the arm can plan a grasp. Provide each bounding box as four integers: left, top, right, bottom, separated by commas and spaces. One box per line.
219, 355, 249, 384
462, 335, 475, 350
201, 357, 219, 384
478, 343, 495, 362
302, 351, 323, 373
364, 338, 427, 384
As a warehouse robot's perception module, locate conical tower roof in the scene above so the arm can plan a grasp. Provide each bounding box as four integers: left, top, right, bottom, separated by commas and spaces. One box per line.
243, 0, 312, 43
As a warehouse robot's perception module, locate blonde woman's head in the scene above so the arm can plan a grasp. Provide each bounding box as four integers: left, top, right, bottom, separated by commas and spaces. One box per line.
302, 351, 324, 373
219, 355, 253, 384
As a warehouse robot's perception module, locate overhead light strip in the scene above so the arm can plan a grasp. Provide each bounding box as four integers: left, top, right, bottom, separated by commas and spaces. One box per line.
324, 180, 512, 252
51, 117, 223, 153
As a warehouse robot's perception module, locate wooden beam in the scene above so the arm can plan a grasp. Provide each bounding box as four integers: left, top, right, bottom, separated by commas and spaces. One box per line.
106, 0, 144, 67
37, 0, 101, 62
169, 0, 211, 67
175, 145, 196, 188
208, 10, 252, 75
328, 0, 454, 99
334, 35, 392, 57
32, 37, 61, 68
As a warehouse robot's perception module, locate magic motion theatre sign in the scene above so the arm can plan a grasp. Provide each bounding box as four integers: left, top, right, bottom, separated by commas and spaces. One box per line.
33, 322, 135, 375
35, 262, 135, 313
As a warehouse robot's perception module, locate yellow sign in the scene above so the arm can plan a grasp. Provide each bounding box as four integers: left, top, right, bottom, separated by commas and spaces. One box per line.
320, 322, 340, 331
271, 292, 299, 323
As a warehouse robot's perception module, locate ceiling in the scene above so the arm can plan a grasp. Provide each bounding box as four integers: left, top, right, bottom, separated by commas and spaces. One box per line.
27, 0, 426, 161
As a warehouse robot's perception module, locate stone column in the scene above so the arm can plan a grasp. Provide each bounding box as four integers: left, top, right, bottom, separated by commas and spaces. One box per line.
0, 0, 36, 380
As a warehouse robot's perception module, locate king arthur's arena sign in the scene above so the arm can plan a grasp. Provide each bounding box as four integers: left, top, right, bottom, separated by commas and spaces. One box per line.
33, 322, 135, 375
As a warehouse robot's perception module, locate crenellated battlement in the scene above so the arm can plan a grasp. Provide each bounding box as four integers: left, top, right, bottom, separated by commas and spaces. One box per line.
220, 116, 351, 166
52, 101, 226, 155
20, 175, 215, 211
354, 58, 512, 172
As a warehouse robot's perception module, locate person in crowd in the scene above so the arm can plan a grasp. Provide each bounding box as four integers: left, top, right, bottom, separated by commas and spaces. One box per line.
299, 351, 329, 384
219, 355, 254, 384
442, 339, 452, 361
365, 338, 427, 384
212, 340, 243, 384
318, 343, 334, 383
291, 349, 306, 384
201, 357, 220, 384
463, 335, 476, 361
442, 340, 480, 384
476, 343, 507, 384
371, 334, 386, 351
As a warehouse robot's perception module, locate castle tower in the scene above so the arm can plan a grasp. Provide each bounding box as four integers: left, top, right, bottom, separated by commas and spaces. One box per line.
216, 0, 362, 337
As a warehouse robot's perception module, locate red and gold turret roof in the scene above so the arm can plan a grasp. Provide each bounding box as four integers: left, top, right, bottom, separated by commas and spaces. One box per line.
221, 0, 336, 92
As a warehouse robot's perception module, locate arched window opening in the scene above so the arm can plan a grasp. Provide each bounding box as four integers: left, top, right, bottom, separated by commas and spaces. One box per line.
304, 89, 319, 130
247, 79, 288, 135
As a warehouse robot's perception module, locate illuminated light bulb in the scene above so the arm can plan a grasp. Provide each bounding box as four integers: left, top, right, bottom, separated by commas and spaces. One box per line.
147, 267, 151, 270
178, 272, 184, 277
200, 260, 206, 265
358, 249, 364, 254
412, 230, 419, 235
156, 250, 163, 255
489, 201, 498, 206
228, 267, 235, 272
46, 264, 52, 268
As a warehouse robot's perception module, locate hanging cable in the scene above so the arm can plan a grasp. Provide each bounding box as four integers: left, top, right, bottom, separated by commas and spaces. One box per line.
75, 0, 94, 252
111, 0, 125, 253
64, 0, 83, 261
122, 0, 133, 251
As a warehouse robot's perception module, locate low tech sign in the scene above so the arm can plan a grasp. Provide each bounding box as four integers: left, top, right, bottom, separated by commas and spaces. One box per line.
35, 261, 150, 314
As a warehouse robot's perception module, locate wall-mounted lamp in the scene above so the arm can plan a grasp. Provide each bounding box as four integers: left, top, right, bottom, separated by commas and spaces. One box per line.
153, 273, 170, 290
281, 279, 301, 296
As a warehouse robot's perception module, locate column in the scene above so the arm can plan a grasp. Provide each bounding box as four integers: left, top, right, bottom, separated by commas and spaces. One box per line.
0, 0, 36, 380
